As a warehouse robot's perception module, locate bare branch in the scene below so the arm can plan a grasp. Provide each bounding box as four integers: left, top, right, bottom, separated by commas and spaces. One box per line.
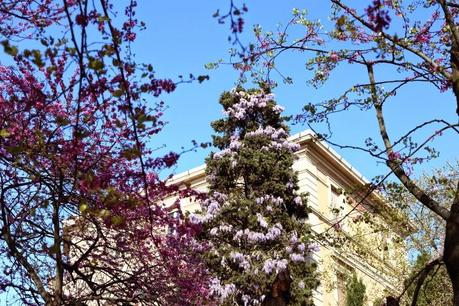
367, 63, 450, 220
410, 258, 442, 306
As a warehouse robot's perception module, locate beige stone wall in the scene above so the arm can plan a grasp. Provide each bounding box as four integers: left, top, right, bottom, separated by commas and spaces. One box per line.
168, 132, 407, 305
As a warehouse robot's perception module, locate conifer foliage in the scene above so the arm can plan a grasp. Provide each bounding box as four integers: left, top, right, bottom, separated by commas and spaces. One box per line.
200, 88, 318, 305
345, 274, 366, 306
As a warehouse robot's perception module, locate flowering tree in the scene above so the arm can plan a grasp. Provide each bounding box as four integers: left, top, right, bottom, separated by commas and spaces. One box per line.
386, 163, 457, 305
215, 0, 459, 304
198, 88, 318, 305
0, 1, 211, 305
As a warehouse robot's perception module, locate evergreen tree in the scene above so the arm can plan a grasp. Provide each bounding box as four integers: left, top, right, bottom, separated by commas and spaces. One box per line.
199, 88, 318, 305
345, 274, 366, 306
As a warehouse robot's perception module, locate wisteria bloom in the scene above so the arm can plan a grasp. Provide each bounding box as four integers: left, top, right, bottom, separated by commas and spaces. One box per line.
294, 196, 303, 205
210, 278, 236, 301
256, 213, 268, 228
290, 253, 305, 262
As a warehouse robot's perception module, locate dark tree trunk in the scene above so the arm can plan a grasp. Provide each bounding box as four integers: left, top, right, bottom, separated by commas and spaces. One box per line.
444, 200, 459, 306
262, 270, 291, 306
446, 36, 459, 303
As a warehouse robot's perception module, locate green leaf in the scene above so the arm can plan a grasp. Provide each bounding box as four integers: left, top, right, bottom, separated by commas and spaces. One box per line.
98, 209, 110, 218
205, 62, 219, 70
113, 89, 124, 97
88, 57, 105, 71
120, 147, 141, 160
40, 38, 49, 47
111, 215, 124, 225
56, 116, 70, 126
6, 146, 23, 154
0, 129, 10, 138
197, 75, 210, 83
112, 58, 121, 67
79, 203, 89, 213
31, 49, 44, 68
1, 41, 18, 57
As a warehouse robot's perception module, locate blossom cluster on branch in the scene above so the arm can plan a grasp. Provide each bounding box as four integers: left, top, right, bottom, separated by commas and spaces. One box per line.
0, 1, 212, 305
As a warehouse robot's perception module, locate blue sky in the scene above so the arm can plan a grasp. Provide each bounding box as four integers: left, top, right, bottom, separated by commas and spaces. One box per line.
133, 1, 457, 180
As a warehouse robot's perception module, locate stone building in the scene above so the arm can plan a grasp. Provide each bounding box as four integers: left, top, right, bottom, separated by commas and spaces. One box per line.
167, 130, 408, 306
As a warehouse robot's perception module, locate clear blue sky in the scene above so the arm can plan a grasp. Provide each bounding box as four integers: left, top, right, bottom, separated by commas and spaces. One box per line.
133, 1, 457, 180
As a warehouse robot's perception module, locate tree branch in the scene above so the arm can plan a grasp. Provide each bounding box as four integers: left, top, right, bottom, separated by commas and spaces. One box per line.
0, 192, 52, 304
367, 63, 450, 220
331, 0, 452, 81
410, 258, 442, 306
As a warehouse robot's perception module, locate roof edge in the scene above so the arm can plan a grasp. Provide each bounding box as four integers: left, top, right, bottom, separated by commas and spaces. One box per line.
169, 129, 371, 187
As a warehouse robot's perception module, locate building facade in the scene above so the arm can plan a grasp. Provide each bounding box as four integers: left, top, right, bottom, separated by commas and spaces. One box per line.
168, 130, 408, 306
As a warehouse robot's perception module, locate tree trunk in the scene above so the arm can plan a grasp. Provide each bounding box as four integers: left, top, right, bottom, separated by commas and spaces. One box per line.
445, 200, 459, 306
444, 179, 459, 305
446, 33, 459, 302
262, 270, 291, 306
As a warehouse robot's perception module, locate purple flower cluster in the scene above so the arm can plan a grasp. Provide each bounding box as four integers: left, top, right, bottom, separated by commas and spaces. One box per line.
223, 91, 276, 121
213, 192, 228, 202
219, 224, 233, 232
294, 196, 303, 205
188, 213, 203, 224
255, 195, 284, 206
229, 138, 242, 150
241, 124, 299, 153
262, 258, 288, 274
289, 253, 305, 262
233, 225, 282, 243
209, 278, 236, 301
213, 148, 232, 159
256, 213, 268, 228
285, 232, 318, 264
272, 105, 284, 113
298, 243, 306, 252
308, 243, 320, 253
270, 140, 301, 152
230, 252, 251, 271
209, 224, 233, 236
206, 200, 220, 216
201, 192, 229, 221
246, 231, 266, 243
265, 223, 283, 240
290, 231, 299, 244
246, 126, 287, 140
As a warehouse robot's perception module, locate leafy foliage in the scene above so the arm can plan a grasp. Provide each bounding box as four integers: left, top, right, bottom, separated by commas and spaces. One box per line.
404, 253, 452, 306
345, 273, 366, 306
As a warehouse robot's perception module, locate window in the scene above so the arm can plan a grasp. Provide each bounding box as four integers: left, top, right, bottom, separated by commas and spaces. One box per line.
334, 259, 354, 306
336, 271, 347, 306
330, 184, 345, 217
379, 231, 390, 261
